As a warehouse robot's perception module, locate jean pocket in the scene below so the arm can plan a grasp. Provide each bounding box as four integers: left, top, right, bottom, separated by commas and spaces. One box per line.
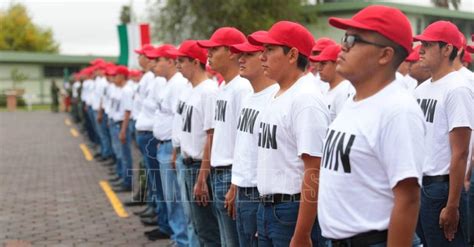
272, 203, 298, 226
422, 182, 449, 200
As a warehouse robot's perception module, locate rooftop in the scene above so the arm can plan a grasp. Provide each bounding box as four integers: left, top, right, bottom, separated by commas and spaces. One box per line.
0, 51, 117, 65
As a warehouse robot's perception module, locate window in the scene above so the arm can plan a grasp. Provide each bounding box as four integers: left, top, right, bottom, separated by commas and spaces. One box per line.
43, 66, 80, 78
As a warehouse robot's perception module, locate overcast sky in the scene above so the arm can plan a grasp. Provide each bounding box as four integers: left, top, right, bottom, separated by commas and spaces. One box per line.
1, 0, 472, 56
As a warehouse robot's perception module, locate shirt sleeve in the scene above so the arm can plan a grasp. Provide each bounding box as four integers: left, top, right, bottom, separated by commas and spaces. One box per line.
377, 109, 425, 188
203, 89, 217, 131
123, 88, 134, 111
445, 86, 474, 131
291, 97, 330, 157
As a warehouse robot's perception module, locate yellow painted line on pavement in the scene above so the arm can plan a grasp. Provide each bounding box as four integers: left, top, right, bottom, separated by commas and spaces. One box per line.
79, 143, 93, 161
99, 181, 129, 218
65, 118, 72, 126
70, 128, 79, 137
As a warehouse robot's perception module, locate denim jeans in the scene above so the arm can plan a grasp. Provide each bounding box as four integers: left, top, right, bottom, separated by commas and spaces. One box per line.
93, 110, 113, 158
236, 187, 259, 247
86, 106, 99, 144
418, 181, 469, 246
469, 171, 474, 244
120, 123, 133, 189
210, 167, 240, 247
257, 201, 327, 247
135, 131, 171, 235
110, 123, 123, 179
175, 154, 201, 247
157, 141, 188, 247
183, 161, 221, 246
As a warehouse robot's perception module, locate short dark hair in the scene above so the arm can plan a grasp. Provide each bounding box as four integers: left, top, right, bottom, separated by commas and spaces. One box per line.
391, 45, 408, 69
183, 57, 206, 70
282, 46, 308, 71
439, 42, 458, 62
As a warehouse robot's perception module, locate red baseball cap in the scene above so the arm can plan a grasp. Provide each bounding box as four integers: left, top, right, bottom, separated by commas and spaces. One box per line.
463, 51, 472, 64
405, 45, 421, 62
312, 38, 337, 52
309, 44, 341, 62
230, 31, 266, 53
145, 44, 178, 59
129, 69, 143, 78
248, 21, 315, 57
197, 27, 246, 48
466, 34, 474, 53
414, 21, 462, 49
167, 40, 208, 64
90, 58, 106, 66
329, 5, 413, 54
134, 44, 154, 55
115, 66, 129, 77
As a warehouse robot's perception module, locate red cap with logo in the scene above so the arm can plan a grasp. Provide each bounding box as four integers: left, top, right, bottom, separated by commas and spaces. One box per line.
463, 51, 472, 64
115, 66, 129, 77
329, 5, 413, 54
167, 40, 208, 64
248, 21, 315, 57
312, 38, 337, 52
134, 44, 154, 55
405, 45, 421, 62
197, 27, 246, 48
145, 44, 178, 59
309, 44, 342, 62
414, 21, 462, 49
230, 31, 266, 53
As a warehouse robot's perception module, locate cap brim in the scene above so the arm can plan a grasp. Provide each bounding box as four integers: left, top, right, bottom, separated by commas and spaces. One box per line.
413, 34, 441, 43
466, 45, 474, 53
230, 43, 263, 53
309, 55, 333, 62
166, 49, 187, 57
328, 17, 374, 31
248, 33, 284, 46
197, 40, 221, 48
134, 49, 145, 55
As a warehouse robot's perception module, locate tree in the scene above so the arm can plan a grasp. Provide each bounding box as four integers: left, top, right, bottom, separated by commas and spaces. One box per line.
430, 0, 461, 10
148, 0, 311, 44
0, 3, 59, 52
120, 5, 131, 24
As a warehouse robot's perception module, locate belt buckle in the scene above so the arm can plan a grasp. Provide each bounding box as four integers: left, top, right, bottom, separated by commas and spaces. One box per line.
260, 195, 274, 205
331, 240, 348, 247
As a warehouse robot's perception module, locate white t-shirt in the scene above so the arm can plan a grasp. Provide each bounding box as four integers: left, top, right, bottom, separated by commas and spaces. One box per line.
135, 77, 166, 131
232, 84, 279, 188
395, 72, 417, 92
414, 71, 474, 176
81, 79, 94, 105
180, 79, 218, 159
132, 71, 155, 120
72, 81, 81, 98
210, 75, 253, 167
104, 83, 115, 115
326, 80, 355, 122
153, 72, 189, 141
307, 72, 329, 95
91, 76, 108, 111
128, 80, 140, 120
318, 80, 425, 239
256, 75, 330, 195
110, 85, 134, 122
171, 82, 192, 148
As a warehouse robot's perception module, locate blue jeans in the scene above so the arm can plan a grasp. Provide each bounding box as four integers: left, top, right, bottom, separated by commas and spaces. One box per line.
236, 187, 259, 247
86, 106, 99, 144
135, 131, 171, 235
418, 181, 469, 246
257, 201, 327, 247
93, 110, 113, 158
467, 171, 474, 244
157, 141, 188, 247
110, 123, 123, 179
175, 155, 201, 247
120, 122, 133, 189
210, 167, 239, 247
183, 161, 221, 246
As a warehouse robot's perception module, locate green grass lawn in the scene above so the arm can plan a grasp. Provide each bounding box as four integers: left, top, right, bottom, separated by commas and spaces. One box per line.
0, 104, 52, 112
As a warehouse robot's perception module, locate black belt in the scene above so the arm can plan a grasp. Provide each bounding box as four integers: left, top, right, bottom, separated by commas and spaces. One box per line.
114, 121, 123, 125
422, 175, 449, 186
331, 230, 388, 247
211, 165, 232, 173
136, 130, 152, 135
260, 193, 301, 206
158, 139, 171, 144
182, 157, 202, 166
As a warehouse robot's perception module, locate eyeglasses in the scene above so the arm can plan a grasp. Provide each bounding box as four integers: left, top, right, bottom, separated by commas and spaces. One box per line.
342, 34, 387, 49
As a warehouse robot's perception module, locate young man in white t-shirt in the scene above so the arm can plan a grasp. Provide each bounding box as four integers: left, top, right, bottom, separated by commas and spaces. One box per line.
227, 31, 279, 247
414, 21, 473, 246
318, 6, 426, 246
170, 39, 221, 246
407, 45, 431, 87
248, 21, 330, 247
108, 66, 135, 193
196, 27, 252, 247
309, 38, 335, 95
309, 44, 354, 121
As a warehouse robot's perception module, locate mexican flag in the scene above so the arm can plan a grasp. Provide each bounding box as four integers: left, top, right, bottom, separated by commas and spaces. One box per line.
117, 23, 151, 69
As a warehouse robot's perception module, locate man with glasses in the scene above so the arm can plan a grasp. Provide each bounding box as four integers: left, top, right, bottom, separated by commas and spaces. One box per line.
318, 5, 426, 246
414, 21, 472, 246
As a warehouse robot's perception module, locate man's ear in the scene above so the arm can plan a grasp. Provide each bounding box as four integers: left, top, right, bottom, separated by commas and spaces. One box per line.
441, 44, 454, 58
288, 47, 299, 65
378, 47, 396, 66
